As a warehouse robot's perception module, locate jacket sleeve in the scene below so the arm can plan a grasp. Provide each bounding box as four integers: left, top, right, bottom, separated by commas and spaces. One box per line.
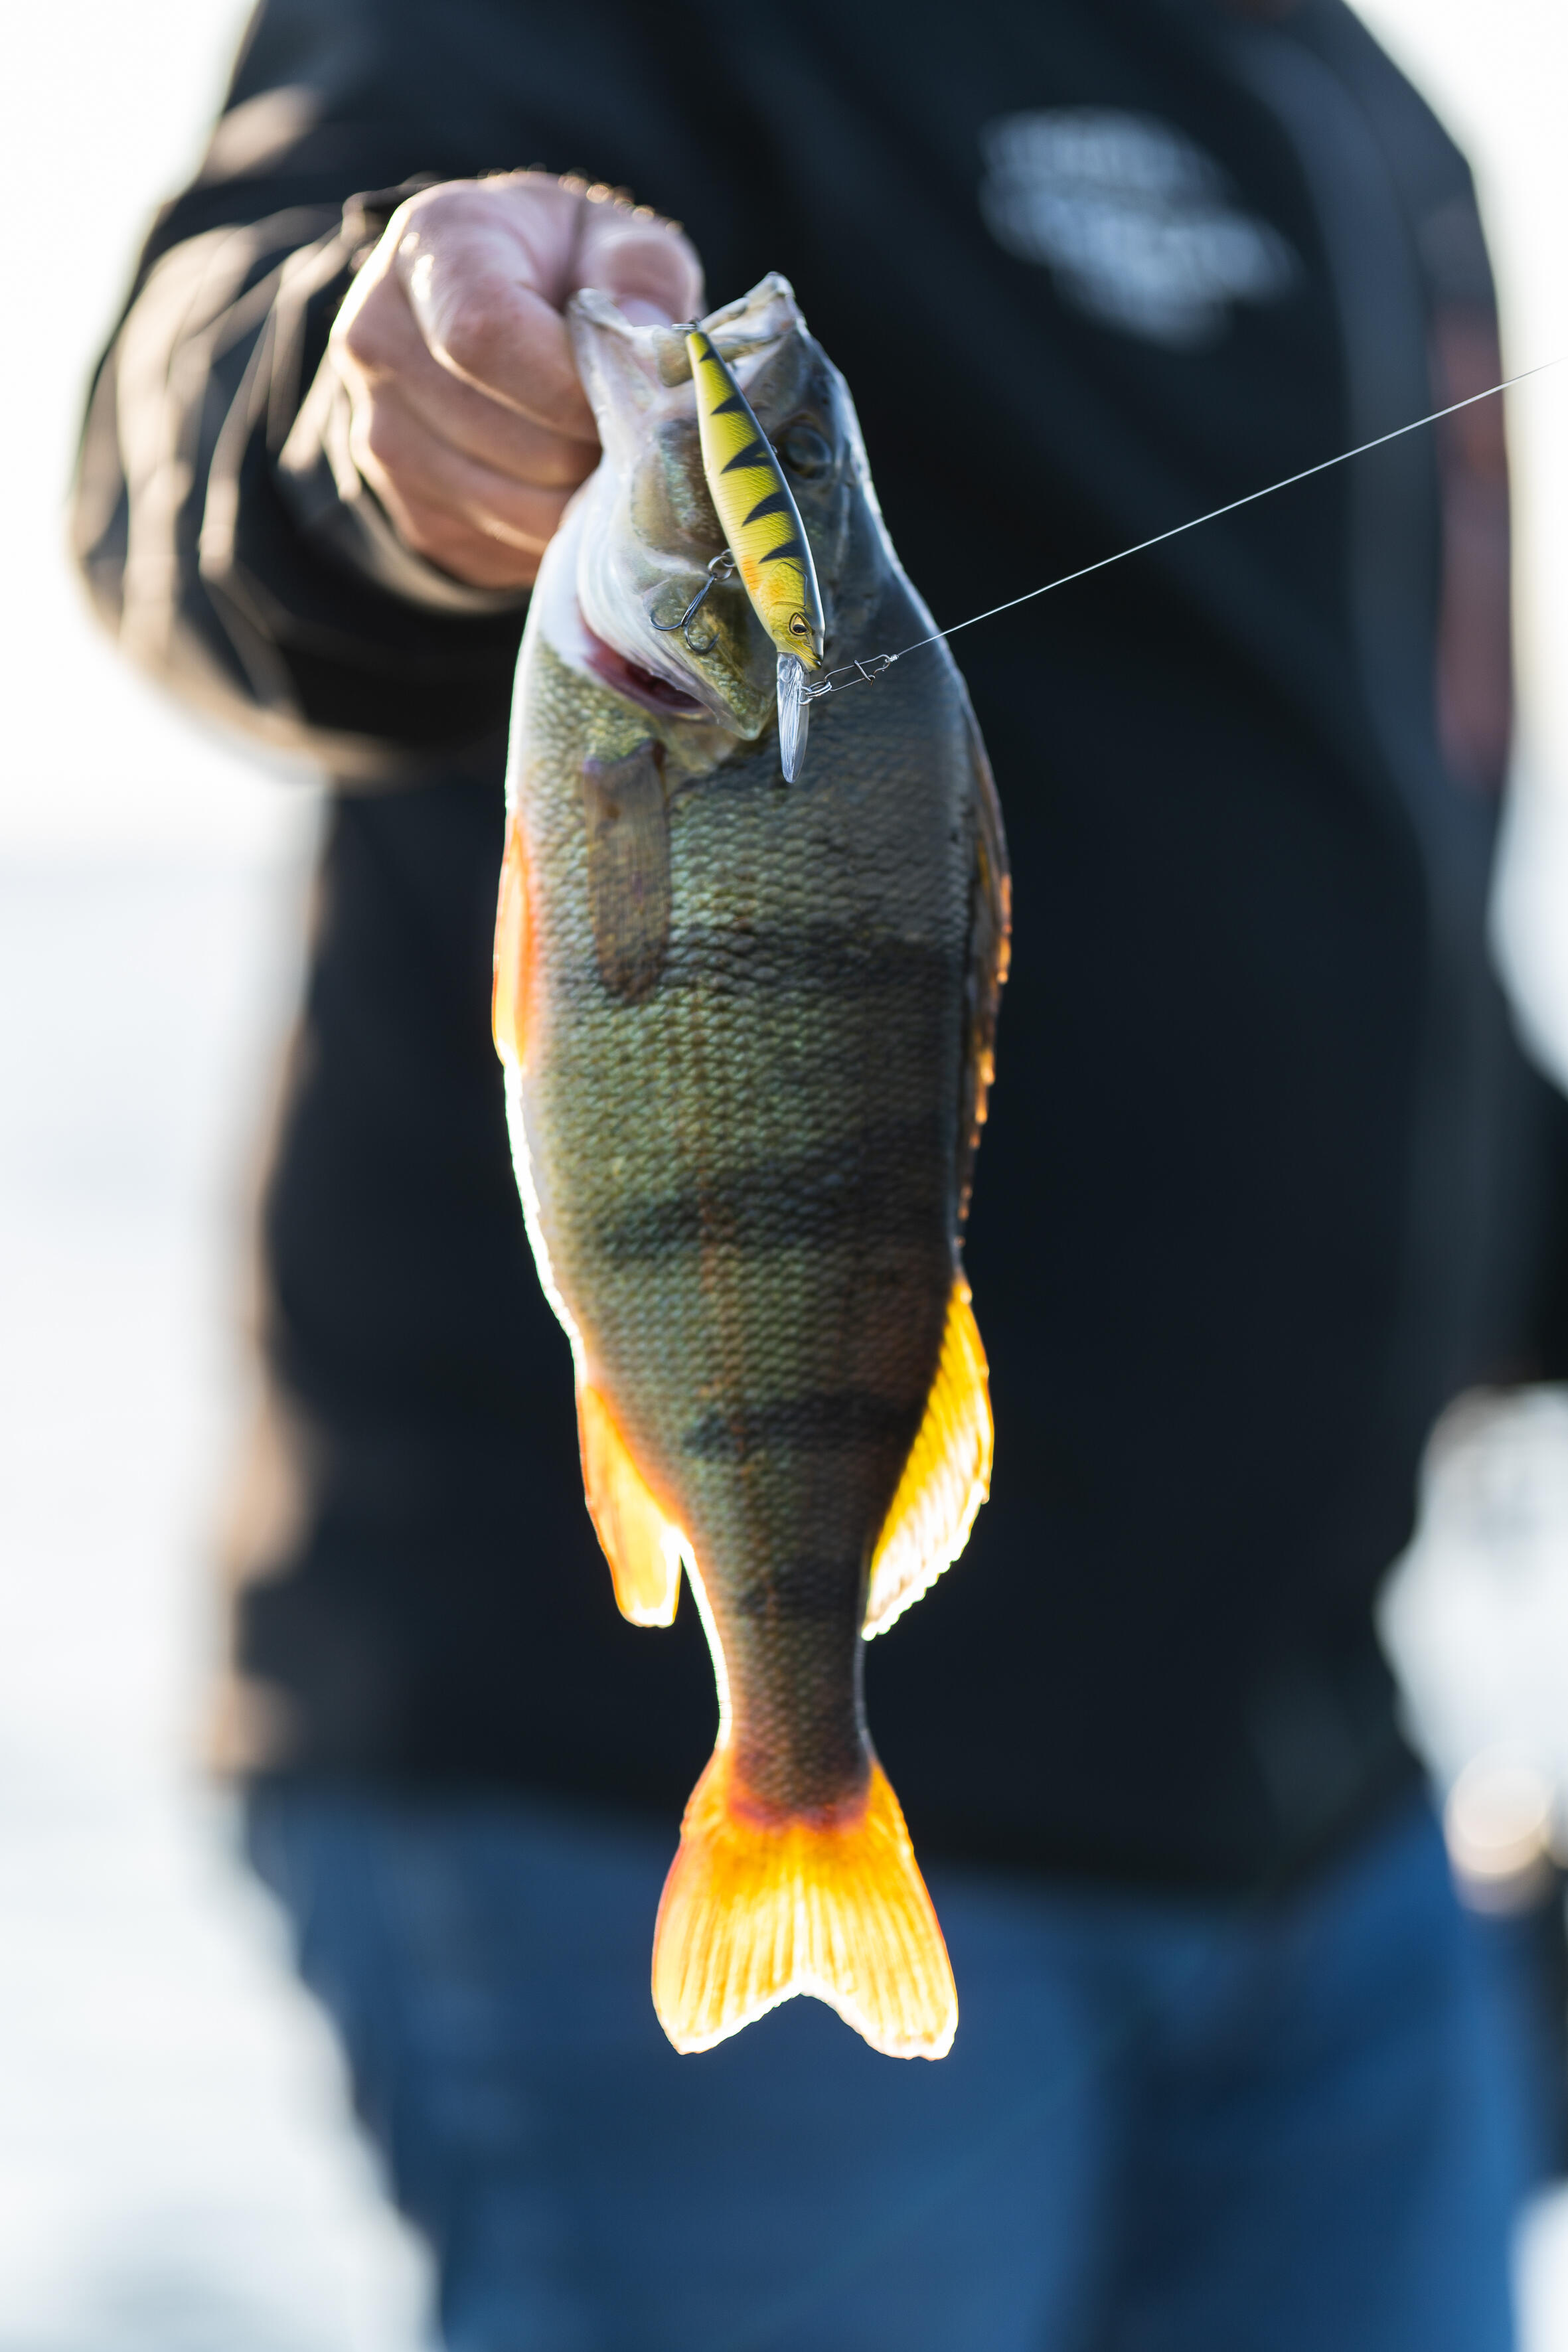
70, 0, 694, 779
74, 181, 533, 779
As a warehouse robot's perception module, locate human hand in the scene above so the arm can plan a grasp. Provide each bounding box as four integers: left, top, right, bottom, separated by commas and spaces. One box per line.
327, 173, 704, 589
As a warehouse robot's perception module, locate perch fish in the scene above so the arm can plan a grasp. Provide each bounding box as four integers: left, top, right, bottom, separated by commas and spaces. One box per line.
492, 274, 1008, 2059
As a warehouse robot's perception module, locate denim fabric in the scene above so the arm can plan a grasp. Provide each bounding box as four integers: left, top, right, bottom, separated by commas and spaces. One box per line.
246, 1786, 1524, 2352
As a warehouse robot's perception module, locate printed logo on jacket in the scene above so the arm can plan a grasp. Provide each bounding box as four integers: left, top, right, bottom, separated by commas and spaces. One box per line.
979, 109, 1296, 349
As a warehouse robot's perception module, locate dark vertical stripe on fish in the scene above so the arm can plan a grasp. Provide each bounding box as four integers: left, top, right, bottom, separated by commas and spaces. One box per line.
681, 1392, 921, 1460
593, 1117, 949, 1263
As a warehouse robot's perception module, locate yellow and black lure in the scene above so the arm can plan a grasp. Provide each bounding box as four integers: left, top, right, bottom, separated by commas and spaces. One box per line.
686, 325, 824, 779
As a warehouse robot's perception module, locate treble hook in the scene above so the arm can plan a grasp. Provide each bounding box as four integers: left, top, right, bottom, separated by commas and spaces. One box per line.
650, 551, 736, 655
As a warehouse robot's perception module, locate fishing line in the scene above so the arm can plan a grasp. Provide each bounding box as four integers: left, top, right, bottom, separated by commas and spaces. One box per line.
801, 358, 1565, 704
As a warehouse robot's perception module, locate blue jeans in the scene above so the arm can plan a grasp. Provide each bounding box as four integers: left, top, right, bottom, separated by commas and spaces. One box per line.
246, 1785, 1524, 2351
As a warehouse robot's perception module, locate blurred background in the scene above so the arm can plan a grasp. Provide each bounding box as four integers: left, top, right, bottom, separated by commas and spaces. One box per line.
1, 1, 1566, 2343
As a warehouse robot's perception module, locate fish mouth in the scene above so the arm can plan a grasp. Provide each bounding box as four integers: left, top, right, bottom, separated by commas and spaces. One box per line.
578, 614, 712, 720
532, 494, 728, 724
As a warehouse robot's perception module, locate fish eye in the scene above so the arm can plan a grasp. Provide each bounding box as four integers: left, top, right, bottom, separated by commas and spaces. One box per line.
777, 421, 832, 479
787, 611, 811, 637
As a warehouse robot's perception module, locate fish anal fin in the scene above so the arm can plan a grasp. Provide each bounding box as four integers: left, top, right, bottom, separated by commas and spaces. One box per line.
492, 814, 532, 1069
652, 1755, 956, 2060
578, 1380, 683, 1627
864, 1277, 992, 1638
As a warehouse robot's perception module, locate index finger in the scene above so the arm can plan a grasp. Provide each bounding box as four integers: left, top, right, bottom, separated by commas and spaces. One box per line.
394, 177, 703, 441
570, 193, 704, 325
393, 179, 595, 439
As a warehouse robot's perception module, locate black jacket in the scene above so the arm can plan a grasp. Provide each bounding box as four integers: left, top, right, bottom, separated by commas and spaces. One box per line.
76, 0, 1568, 1888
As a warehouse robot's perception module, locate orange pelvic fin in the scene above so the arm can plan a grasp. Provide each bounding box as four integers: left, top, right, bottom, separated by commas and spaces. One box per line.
577, 1380, 684, 1626
491, 814, 531, 1069
651, 1755, 957, 2059
864, 1276, 992, 1637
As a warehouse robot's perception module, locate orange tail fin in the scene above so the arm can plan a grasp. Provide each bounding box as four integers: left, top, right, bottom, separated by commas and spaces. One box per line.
652, 1755, 957, 2059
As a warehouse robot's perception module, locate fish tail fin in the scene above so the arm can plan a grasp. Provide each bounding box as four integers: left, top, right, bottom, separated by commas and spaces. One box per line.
651, 1754, 957, 2059
577, 1379, 684, 1626
864, 1275, 992, 1636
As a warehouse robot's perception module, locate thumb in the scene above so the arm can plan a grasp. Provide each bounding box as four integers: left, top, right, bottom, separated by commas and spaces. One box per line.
571, 200, 704, 327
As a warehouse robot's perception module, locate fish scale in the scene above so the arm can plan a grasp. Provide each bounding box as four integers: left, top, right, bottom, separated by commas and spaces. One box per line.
495, 275, 1008, 2058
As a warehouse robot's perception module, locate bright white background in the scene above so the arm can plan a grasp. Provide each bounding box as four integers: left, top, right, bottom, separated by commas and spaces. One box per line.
0, 3, 1565, 2345
0, 5, 431, 2345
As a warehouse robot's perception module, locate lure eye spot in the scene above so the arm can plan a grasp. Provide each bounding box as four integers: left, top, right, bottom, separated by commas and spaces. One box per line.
787, 612, 811, 638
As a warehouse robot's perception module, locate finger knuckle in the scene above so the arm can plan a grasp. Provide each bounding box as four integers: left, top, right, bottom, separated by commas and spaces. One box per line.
359, 404, 404, 471
347, 404, 402, 494
435, 297, 497, 381
333, 297, 391, 375
416, 514, 506, 583
396, 181, 477, 235
390, 496, 451, 562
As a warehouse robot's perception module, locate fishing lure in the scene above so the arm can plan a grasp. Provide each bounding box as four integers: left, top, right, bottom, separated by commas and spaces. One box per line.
685, 324, 824, 780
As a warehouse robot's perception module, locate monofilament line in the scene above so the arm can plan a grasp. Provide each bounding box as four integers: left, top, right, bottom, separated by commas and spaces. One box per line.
803, 358, 1563, 702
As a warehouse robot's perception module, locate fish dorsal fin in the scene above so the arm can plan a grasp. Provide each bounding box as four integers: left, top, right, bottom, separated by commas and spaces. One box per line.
578, 1379, 684, 1626
652, 1753, 957, 2059
958, 712, 1010, 1223
864, 1277, 992, 1638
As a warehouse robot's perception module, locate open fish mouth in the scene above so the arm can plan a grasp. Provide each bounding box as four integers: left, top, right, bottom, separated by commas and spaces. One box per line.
529, 492, 730, 725
529, 471, 760, 733
578, 611, 711, 720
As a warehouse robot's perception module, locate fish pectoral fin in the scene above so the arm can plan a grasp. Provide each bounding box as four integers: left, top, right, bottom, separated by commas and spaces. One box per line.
652, 1755, 957, 2060
864, 1277, 992, 1638
577, 1381, 684, 1627
491, 814, 531, 1069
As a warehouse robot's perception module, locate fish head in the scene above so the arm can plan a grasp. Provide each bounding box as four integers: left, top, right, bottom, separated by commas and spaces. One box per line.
560, 274, 890, 740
